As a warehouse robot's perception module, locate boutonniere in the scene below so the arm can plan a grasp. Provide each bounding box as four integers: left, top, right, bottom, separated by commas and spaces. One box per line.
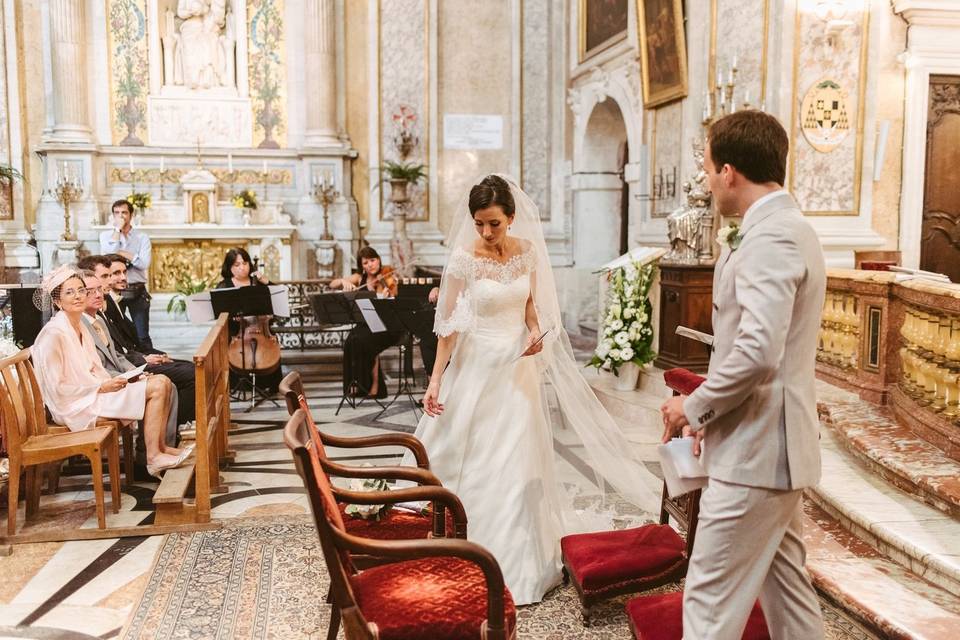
717, 223, 742, 251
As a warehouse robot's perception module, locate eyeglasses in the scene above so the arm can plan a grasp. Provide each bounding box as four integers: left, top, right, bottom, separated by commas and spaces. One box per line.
60, 287, 88, 298
85, 286, 104, 296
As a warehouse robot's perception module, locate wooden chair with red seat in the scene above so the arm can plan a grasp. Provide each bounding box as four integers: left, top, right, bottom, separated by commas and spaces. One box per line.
279, 371, 458, 549
284, 408, 516, 640
559, 367, 708, 626
0, 349, 121, 537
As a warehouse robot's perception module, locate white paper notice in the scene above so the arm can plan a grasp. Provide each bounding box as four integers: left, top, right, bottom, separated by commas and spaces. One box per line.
657, 437, 708, 498
355, 298, 387, 333
268, 285, 291, 318
443, 114, 503, 150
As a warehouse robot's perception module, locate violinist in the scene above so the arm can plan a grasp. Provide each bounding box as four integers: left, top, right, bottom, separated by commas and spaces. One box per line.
329, 246, 402, 398
217, 247, 282, 394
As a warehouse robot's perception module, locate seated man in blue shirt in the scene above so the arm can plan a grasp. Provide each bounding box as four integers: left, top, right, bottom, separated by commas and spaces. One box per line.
99, 199, 154, 350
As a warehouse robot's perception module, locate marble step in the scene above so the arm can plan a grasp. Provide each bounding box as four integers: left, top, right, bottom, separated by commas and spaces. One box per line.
817, 397, 960, 519
803, 500, 960, 640
811, 424, 960, 598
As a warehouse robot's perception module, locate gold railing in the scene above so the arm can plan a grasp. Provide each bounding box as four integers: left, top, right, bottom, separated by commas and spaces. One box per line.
817, 290, 860, 369
899, 306, 960, 419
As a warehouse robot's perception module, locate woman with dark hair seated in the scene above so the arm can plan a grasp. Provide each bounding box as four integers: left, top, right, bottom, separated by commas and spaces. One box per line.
216, 247, 283, 394
328, 246, 402, 399
31, 265, 191, 478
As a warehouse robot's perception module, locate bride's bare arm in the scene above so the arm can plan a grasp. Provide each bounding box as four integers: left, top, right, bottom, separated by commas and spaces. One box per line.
423, 333, 457, 417
522, 270, 544, 356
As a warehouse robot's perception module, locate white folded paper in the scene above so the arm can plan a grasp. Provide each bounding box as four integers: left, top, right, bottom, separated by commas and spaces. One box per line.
657, 437, 708, 498
120, 364, 147, 381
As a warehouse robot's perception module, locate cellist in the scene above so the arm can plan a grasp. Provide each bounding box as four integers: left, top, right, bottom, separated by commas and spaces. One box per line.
217, 247, 282, 394
329, 246, 402, 398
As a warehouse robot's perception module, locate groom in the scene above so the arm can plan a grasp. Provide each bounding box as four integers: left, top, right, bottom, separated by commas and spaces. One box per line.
660, 110, 826, 639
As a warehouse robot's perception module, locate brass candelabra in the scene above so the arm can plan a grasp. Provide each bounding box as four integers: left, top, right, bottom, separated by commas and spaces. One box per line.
53, 170, 83, 241
312, 175, 339, 241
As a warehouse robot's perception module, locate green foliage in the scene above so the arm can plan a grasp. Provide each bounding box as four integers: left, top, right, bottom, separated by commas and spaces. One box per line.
0, 164, 24, 186
374, 161, 428, 186
166, 270, 213, 317
588, 261, 658, 375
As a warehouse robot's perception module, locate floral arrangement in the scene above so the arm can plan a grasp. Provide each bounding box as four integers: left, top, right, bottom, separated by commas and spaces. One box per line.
0, 315, 19, 358
344, 473, 393, 521
166, 270, 213, 317
127, 191, 152, 211
589, 260, 657, 375
232, 189, 258, 210
717, 222, 742, 250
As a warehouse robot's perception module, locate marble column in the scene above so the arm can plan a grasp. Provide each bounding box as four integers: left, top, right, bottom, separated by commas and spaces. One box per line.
49, 0, 92, 142
304, 0, 339, 146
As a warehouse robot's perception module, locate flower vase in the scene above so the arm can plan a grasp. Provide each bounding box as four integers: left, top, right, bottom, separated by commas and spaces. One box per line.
242, 208, 252, 226
615, 361, 641, 391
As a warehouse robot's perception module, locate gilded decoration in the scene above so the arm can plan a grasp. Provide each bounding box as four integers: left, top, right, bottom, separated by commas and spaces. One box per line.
151, 242, 245, 292
636, 0, 688, 108
191, 193, 210, 223
801, 79, 851, 153
247, 0, 287, 149
0, 6, 13, 220
578, 0, 629, 62
262, 243, 282, 282
107, 0, 149, 146
108, 167, 292, 185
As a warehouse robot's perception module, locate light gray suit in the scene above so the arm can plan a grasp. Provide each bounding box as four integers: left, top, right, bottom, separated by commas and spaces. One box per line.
82, 314, 179, 450
681, 192, 826, 639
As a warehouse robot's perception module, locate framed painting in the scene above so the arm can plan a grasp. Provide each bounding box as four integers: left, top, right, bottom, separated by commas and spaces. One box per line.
637, 0, 688, 108
579, 0, 629, 62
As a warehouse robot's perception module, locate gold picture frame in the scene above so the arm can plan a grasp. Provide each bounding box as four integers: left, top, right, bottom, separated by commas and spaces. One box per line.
579, 0, 629, 63
636, 0, 688, 108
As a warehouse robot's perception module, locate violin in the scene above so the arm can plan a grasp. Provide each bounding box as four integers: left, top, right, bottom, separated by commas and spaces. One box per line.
227, 257, 282, 374
367, 265, 399, 298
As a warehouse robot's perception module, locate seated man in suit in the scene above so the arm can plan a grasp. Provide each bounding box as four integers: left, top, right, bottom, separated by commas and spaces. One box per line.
80, 270, 182, 468
77, 255, 196, 427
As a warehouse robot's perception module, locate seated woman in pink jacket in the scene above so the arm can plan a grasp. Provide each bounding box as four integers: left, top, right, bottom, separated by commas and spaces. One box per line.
31, 265, 191, 478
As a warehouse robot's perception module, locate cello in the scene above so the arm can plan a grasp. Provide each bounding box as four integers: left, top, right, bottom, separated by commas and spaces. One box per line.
227, 257, 282, 375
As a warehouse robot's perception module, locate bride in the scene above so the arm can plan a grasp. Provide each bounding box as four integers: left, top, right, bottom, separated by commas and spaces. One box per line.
410, 175, 662, 605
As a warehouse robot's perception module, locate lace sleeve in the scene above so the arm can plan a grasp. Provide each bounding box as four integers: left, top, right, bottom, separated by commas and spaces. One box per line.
433, 248, 476, 337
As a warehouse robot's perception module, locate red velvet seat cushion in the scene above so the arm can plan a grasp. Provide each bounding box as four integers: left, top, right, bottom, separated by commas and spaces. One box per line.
339, 504, 456, 540
626, 591, 769, 640
663, 368, 706, 397
351, 556, 517, 640
561, 524, 686, 593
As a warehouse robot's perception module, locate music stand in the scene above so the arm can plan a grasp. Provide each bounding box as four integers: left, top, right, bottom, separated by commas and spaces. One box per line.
370, 298, 428, 420
210, 287, 279, 410
308, 290, 386, 415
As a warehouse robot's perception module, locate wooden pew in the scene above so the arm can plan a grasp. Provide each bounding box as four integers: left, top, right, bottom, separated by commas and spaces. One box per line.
153, 313, 233, 525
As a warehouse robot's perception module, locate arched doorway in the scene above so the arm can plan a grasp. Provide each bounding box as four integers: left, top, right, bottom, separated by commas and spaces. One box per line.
574, 99, 628, 268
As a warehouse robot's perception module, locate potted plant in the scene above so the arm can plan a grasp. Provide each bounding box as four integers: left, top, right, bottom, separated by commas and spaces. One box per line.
375, 160, 428, 203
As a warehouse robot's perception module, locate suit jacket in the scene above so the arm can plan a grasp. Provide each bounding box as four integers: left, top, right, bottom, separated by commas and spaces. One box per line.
103, 295, 161, 355
82, 314, 135, 375
683, 192, 826, 490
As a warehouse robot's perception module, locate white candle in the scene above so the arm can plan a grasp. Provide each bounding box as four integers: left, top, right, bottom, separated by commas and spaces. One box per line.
228, 153, 233, 172
731, 54, 738, 70
743, 90, 750, 106
261, 159, 267, 174
159, 156, 165, 172
128, 155, 134, 172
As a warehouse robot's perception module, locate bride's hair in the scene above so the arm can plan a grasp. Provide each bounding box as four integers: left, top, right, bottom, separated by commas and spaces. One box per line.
469, 175, 515, 217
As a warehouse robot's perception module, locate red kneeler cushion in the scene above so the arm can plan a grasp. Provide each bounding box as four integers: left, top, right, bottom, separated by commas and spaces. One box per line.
663, 368, 706, 397
627, 592, 770, 640
561, 524, 687, 593
351, 556, 517, 640
339, 504, 454, 540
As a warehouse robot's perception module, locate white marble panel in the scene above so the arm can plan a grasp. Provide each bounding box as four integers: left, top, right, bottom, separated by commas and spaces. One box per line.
522, 0, 550, 218
716, 0, 767, 107
652, 101, 683, 218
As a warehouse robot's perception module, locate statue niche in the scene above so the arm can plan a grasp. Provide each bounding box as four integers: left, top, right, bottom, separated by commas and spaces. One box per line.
161, 0, 237, 91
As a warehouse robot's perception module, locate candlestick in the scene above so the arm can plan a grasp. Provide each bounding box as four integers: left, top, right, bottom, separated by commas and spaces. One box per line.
312, 177, 339, 241
261, 159, 267, 174
53, 167, 83, 242
159, 156, 165, 173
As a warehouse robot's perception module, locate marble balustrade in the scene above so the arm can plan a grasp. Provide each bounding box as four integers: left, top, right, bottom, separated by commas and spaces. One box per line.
816, 269, 960, 460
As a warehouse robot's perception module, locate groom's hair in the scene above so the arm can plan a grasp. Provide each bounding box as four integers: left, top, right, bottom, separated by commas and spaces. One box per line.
708, 111, 788, 186
469, 175, 516, 217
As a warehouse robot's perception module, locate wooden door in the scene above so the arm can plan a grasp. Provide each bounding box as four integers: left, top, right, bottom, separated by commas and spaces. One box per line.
921, 76, 960, 283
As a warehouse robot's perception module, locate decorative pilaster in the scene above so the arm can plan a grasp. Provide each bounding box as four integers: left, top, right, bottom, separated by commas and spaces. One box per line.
303, 0, 339, 146
49, 0, 92, 142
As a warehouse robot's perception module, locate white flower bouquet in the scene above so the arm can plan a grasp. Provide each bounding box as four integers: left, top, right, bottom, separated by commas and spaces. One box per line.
343, 471, 393, 521
589, 260, 657, 375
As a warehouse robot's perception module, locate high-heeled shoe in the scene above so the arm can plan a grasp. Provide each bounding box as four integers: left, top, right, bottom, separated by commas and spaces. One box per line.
146, 450, 192, 479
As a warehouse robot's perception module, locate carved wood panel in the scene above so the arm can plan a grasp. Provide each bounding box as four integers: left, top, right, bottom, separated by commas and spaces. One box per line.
922, 76, 960, 283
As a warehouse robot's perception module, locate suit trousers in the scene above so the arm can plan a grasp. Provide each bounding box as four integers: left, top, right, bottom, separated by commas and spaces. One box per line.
682, 479, 824, 640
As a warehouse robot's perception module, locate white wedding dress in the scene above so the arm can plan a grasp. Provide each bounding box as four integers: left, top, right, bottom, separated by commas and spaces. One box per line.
409, 247, 565, 605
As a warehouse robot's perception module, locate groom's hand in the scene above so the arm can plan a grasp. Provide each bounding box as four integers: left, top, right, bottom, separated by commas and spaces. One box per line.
660, 395, 689, 442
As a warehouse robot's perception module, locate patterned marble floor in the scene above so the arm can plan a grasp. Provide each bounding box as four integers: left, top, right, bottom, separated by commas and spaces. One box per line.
0, 374, 880, 639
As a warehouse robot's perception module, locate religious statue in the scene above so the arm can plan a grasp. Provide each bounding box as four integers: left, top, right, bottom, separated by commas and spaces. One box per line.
664, 139, 715, 265
162, 0, 236, 90
191, 192, 210, 223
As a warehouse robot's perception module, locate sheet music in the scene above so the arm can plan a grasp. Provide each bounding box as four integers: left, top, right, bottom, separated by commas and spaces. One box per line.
593, 246, 667, 273
355, 298, 387, 333
186, 292, 215, 323
268, 285, 291, 317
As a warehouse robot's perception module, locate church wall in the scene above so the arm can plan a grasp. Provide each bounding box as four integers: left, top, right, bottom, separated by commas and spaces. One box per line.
343, 0, 370, 233
435, 0, 515, 238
